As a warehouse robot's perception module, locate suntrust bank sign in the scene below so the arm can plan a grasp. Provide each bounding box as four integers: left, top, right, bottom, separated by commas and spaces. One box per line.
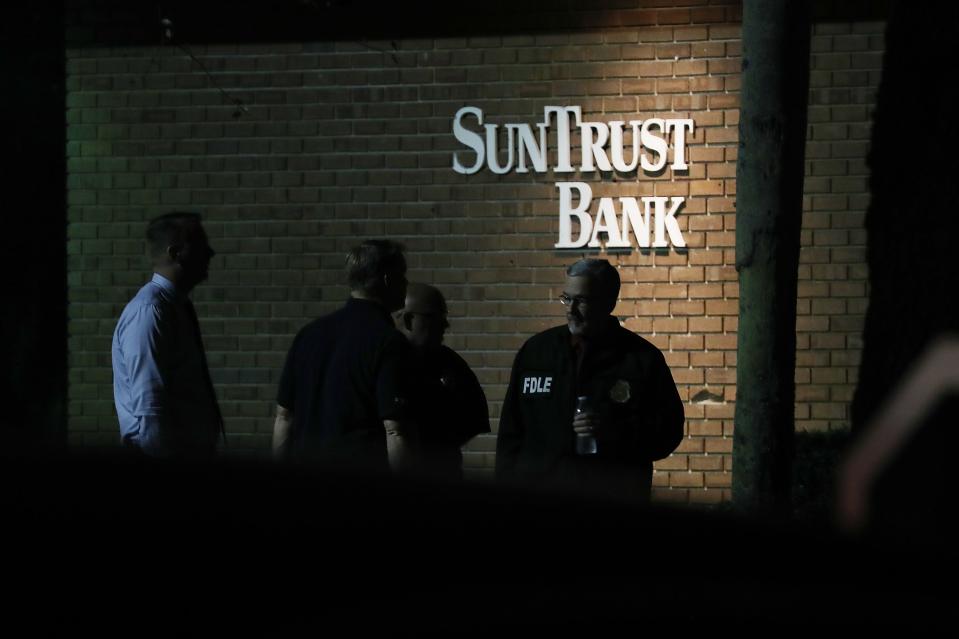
451, 106, 694, 249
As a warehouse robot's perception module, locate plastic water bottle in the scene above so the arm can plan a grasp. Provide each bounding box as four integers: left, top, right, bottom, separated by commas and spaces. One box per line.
574, 395, 598, 455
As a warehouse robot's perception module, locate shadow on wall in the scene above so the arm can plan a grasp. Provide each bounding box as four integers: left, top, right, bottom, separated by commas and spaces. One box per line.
792, 428, 851, 523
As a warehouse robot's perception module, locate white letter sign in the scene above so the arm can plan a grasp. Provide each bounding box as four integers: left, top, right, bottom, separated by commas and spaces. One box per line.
451, 106, 696, 249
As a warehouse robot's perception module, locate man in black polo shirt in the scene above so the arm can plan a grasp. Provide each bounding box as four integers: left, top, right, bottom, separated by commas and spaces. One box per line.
495, 258, 685, 502
272, 240, 414, 471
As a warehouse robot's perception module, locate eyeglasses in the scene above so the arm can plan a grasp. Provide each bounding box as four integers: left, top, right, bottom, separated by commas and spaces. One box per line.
559, 293, 594, 307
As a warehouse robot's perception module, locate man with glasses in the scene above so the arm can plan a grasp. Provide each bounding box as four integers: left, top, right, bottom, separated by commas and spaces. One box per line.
397, 283, 489, 480
495, 258, 684, 502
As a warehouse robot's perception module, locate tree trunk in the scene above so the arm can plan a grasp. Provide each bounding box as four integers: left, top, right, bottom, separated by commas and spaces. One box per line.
732, 0, 812, 515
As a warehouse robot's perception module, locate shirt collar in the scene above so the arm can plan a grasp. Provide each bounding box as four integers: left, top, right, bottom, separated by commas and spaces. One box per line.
151, 273, 185, 300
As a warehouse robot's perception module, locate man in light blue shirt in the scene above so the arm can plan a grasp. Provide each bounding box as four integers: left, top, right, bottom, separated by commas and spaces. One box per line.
112, 212, 223, 458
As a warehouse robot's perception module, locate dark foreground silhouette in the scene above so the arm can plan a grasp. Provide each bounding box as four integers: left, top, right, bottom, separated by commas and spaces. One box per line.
3, 450, 953, 632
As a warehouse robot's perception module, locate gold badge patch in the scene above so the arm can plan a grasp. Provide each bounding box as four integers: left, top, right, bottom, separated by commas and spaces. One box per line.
610, 379, 631, 403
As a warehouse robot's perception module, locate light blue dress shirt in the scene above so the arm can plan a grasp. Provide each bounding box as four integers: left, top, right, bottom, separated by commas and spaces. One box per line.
112, 273, 220, 457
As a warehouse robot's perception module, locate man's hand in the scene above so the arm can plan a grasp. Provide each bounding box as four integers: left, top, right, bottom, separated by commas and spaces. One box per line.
573, 410, 628, 444
384, 419, 415, 472
272, 405, 293, 459
572, 410, 601, 437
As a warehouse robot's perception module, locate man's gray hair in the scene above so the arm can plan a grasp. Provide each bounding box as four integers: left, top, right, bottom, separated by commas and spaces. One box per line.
566, 258, 620, 304
346, 239, 406, 294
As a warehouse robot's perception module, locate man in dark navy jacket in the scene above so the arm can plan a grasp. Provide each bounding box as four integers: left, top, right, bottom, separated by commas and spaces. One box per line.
397, 283, 489, 480
495, 259, 685, 502
273, 240, 414, 472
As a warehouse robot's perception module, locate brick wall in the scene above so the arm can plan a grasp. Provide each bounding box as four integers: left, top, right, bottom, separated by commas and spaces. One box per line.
796, 21, 881, 435
65, 4, 881, 505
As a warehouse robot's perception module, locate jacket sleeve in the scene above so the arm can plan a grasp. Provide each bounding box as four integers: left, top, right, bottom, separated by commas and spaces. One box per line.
276, 330, 301, 411
377, 331, 415, 423
494, 344, 526, 478
452, 355, 491, 447
634, 349, 685, 461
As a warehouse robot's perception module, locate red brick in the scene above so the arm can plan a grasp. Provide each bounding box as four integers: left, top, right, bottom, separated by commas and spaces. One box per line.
669, 472, 704, 488
690, 351, 724, 367
653, 317, 688, 333
653, 284, 688, 299
669, 300, 706, 316
670, 334, 704, 350
637, 60, 675, 77
676, 437, 705, 454
657, 454, 688, 471
690, 455, 724, 471
674, 27, 709, 41
657, 78, 691, 93
705, 472, 732, 488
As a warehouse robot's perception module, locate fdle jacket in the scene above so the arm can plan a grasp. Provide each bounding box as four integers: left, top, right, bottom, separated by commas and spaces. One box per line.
495, 319, 685, 500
